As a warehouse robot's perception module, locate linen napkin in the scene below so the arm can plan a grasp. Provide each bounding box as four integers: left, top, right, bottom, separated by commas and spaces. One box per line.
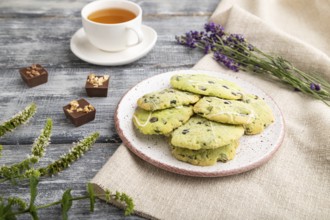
91, 0, 330, 219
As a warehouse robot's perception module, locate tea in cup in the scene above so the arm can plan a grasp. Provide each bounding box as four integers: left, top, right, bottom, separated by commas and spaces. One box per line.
81, 0, 144, 52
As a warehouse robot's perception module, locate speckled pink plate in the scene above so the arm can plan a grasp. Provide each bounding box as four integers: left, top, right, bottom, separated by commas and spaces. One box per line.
115, 70, 285, 177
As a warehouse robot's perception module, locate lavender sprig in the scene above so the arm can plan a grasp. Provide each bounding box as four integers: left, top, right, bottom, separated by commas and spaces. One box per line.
176, 22, 330, 106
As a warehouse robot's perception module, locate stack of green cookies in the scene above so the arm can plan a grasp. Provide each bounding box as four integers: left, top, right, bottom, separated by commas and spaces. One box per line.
133, 74, 274, 166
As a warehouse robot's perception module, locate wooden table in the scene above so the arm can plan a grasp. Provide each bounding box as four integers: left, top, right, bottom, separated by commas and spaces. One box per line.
0, 0, 219, 219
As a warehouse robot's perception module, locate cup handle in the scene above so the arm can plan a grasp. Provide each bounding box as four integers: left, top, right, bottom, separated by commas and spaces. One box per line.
126, 26, 144, 47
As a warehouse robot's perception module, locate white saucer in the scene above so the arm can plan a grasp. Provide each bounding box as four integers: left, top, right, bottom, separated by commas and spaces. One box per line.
70, 25, 157, 66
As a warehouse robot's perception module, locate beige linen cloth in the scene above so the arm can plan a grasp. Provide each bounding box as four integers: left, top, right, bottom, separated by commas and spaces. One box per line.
92, 0, 330, 219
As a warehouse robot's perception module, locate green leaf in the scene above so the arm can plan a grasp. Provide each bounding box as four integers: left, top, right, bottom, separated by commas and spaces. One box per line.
29, 175, 39, 209
87, 183, 95, 212
61, 189, 73, 220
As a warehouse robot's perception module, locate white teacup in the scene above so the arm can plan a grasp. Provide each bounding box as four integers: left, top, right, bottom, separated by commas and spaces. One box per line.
81, 0, 144, 52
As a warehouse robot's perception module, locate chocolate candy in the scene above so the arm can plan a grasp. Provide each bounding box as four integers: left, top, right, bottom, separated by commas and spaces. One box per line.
85, 74, 109, 97
19, 64, 48, 87
63, 99, 96, 127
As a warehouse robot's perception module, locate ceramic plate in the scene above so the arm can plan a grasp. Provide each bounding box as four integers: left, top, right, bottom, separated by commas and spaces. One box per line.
115, 70, 285, 177
70, 25, 157, 66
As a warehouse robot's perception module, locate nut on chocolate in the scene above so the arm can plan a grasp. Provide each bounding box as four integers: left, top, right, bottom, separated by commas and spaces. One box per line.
85, 73, 109, 97
19, 64, 48, 87
63, 99, 96, 127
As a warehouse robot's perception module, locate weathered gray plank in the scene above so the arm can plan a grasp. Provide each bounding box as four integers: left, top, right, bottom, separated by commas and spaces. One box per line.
0, 16, 208, 69
0, 0, 217, 17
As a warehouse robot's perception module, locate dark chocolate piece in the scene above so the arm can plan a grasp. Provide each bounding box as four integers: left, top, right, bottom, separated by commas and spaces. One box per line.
85, 74, 109, 97
63, 99, 96, 127
19, 64, 48, 88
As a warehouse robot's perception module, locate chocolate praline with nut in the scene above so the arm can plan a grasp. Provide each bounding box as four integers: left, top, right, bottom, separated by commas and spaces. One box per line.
19, 64, 48, 87
85, 73, 109, 97
63, 99, 96, 127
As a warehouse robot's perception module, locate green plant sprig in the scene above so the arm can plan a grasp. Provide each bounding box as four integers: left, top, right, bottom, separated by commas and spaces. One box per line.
38, 132, 99, 177
0, 118, 53, 183
0, 145, 2, 158
0, 103, 37, 137
1, 174, 134, 219
0, 104, 134, 218
0, 128, 97, 183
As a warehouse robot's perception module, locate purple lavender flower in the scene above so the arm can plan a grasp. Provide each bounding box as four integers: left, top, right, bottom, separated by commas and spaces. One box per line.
190, 31, 204, 41
224, 34, 246, 47
310, 83, 315, 90
226, 35, 234, 44
248, 44, 254, 51
214, 51, 239, 72
204, 22, 217, 32
204, 44, 212, 54
184, 32, 197, 48
204, 22, 225, 38
310, 83, 321, 91
232, 34, 245, 42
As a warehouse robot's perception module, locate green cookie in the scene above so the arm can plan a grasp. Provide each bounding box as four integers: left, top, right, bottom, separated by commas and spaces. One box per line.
170, 74, 244, 100
171, 140, 239, 166
193, 96, 255, 125
243, 94, 275, 135
137, 88, 200, 111
170, 116, 244, 150
133, 106, 194, 135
